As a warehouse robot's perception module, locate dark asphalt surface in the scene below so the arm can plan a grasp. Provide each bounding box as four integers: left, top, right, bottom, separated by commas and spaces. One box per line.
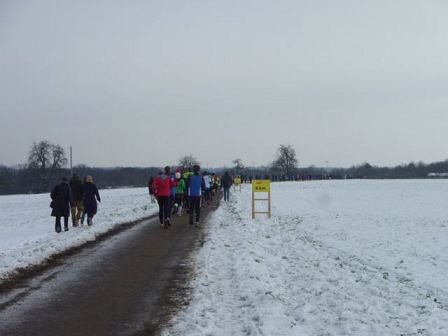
0, 200, 218, 336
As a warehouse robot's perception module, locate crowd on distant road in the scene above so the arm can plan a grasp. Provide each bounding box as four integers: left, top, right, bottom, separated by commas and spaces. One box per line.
149, 164, 233, 229
48, 164, 235, 233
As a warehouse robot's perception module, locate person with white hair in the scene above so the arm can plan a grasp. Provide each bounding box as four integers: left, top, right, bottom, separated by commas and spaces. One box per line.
173, 169, 186, 216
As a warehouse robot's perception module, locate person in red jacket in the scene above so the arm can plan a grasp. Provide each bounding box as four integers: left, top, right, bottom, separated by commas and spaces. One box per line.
152, 166, 177, 229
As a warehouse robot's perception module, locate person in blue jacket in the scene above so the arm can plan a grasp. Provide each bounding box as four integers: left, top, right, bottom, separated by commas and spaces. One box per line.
187, 164, 205, 226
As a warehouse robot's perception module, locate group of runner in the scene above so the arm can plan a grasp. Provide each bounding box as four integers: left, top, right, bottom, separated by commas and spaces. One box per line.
148, 165, 233, 229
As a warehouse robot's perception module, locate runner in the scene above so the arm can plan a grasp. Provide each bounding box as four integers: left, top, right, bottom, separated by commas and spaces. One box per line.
186, 165, 205, 226
152, 166, 176, 229
174, 169, 186, 216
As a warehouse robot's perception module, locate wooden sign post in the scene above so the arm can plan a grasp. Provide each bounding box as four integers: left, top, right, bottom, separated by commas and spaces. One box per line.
234, 176, 242, 192
251, 179, 271, 219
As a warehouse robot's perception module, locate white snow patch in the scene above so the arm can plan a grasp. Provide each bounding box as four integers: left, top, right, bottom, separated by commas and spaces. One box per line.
0, 187, 156, 281
163, 180, 448, 336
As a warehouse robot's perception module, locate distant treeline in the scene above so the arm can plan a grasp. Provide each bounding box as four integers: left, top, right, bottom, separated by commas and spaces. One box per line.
257, 160, 448, 181
0, 165, 160, 195
329, 160, 448, 179
1, 160, 448, 195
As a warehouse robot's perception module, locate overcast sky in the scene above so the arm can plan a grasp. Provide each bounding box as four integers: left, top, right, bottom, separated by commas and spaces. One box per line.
1, 0, 448, 168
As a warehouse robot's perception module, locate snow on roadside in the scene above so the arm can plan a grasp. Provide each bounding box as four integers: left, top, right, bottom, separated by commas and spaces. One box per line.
163, 180, 448, 335
0, 187, 156, 282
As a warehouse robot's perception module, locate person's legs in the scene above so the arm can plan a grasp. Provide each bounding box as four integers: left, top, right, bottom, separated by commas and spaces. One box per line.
189, 196, 195, 225
170, 195, 176, 214
55, 217, 61, 233
157, 197, 163, 224
71, 207, 77, 226
185, 194, 190, 213
81, 209, 86, 225
175, 195, 183, 216
64, 216, 69, 231
194, 197, 201, 223
172, 195, 178, 215
163, 197, 171, 225
76, 201, 83, 225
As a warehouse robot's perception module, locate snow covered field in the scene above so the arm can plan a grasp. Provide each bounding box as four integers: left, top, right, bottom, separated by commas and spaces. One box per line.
3, 180, 448, 334
0, 187, 156, 281
164, 180, 448, 336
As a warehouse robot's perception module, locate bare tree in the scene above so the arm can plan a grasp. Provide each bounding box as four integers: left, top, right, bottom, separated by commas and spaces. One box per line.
232, 158, 245, 175
51, 144, 68, 170
28, 140, 67, 191
28, 140, 52, 170
28, 141, 67, 171
271, 144, 298, 177
178, 154, 200, 169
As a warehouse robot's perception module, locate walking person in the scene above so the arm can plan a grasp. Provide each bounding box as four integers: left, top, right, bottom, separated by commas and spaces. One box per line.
209, 173, 216, 199
83, 175, 101, 226
153, 166, 176, 229
170, 173, 176, 214
212, 173, 220, 199
187, 165, 205, 226
148, 176, 156, 203
50, 177, 74, 233
202, 171, 211, 204
221, 171, 233, 202
182, 169, 193, 213
80, 176, 87, 225
69, 174, 84, 227
174, 170, 185, 216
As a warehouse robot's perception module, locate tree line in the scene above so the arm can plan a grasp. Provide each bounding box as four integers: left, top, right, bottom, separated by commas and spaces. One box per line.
1, 141, 448, 195
0, 164, 161, 195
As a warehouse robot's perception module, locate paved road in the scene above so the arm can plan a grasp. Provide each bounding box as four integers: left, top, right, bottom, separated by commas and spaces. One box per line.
0, 201, 218, 336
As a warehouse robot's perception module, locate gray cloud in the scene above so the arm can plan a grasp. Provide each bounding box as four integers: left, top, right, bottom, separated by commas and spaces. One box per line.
1, 0, 448, 167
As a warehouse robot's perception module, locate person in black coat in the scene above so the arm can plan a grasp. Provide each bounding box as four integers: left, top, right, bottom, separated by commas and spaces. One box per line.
51, 177, 74, 233
220, 171, 233, 202
83, 175, 101, 226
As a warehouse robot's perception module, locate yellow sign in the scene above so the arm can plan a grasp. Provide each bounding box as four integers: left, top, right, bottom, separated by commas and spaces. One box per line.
234, 177, 241, 185
251, 179, 271, 218
252, 179, 270, 192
